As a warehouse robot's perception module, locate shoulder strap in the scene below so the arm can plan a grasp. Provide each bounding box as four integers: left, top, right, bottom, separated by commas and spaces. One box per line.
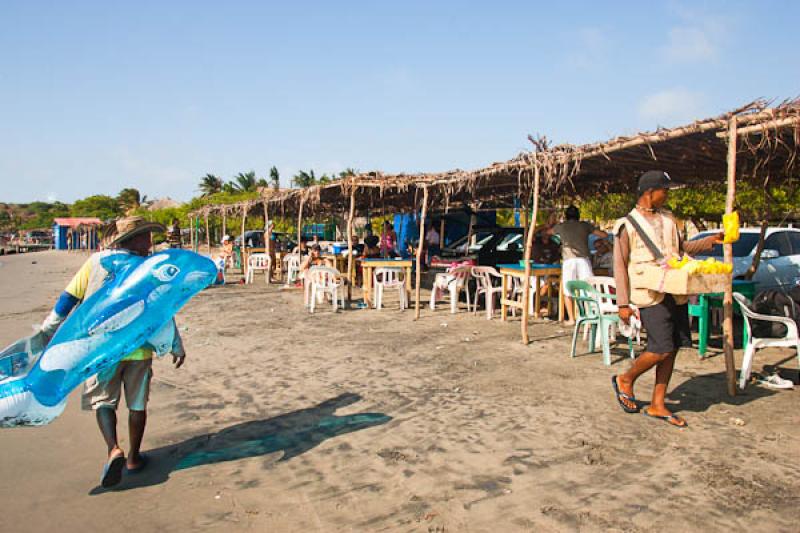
625, 215, 664, 261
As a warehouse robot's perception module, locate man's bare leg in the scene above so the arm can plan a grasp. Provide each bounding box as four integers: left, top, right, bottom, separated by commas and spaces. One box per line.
127, 410, 147, 469
96, 407, 123, 459
615, 351, 671, 411
646, 351, 678, 418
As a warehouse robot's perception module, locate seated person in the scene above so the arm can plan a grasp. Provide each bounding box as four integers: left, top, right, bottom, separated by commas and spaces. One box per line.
292, 237, 309, 256
362, 234, 381, 258
532, 231, 561, 264
592, 238, 613, 273
300, 244, 332, 279
220, 235, 234, 268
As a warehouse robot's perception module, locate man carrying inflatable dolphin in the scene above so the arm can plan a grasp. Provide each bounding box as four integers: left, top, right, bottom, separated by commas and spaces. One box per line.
38, 217, 186, 487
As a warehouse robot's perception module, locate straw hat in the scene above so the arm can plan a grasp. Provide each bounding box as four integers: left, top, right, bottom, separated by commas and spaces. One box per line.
104, 216, 165, 247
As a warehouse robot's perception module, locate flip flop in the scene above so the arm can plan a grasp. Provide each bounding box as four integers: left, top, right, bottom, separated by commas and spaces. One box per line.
642, 409, 688, 428
101, 453, 126, 488
611, 375, 640, 413
126, 453, 149, 474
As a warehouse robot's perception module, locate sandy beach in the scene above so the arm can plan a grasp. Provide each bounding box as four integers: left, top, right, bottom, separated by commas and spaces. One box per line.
0, 250, 798, 532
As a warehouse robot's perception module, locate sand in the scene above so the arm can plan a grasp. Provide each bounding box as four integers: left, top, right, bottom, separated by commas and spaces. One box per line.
0, 250, 798, 532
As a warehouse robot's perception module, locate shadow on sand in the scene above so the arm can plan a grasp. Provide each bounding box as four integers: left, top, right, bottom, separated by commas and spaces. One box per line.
90, 393, 390, 494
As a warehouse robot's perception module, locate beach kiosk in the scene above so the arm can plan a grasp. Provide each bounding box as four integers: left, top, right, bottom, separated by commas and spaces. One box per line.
53, 217, 102, 251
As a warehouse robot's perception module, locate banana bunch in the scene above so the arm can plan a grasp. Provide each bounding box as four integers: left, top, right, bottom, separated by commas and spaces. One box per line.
666, 255, 733, 275
723, 211, 740, 244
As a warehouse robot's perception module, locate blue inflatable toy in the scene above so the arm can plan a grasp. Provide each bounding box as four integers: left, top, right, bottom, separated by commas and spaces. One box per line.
0, 249, 217, 427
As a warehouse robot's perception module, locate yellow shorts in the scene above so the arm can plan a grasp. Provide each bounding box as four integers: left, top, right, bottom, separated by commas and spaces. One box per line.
82, 360, 153, 411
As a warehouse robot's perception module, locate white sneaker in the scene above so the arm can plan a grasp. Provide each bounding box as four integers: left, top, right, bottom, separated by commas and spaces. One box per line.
757, 373, 795, 390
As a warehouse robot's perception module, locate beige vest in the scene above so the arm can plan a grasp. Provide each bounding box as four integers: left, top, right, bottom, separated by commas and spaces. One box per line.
613, 209, 687, 308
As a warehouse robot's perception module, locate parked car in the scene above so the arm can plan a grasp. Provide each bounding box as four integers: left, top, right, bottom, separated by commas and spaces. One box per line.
691, 227, 800, 291
431, 226, 525, 270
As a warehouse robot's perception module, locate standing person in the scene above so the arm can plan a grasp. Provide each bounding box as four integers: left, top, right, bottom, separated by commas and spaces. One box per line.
37, 217, 186, 487
167, 218, 183, 248
426, 223, 441, 263
612, 171, 721, 427
380, 221, 397, 258
547, 205, 608, 323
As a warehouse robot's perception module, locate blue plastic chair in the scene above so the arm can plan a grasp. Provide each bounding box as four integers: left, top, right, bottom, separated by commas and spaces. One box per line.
566, 280, 634, 366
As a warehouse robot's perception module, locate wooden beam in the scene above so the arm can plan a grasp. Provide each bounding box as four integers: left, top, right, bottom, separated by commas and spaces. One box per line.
297, 198, 304, 250
521, 163, 541, 344
222, 208, 227, 238
415, 186, 429, 320
346, 188, 356, 302
715, 116, 799, 137
723, 118, 738, 397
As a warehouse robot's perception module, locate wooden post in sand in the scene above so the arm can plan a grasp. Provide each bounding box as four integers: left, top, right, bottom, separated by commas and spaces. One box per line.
241, 205, 248, 277
415, 186, 429, 320
264, 200, 272, 282
346, 188, 357, 302
205, 212, 211, 255
188, 216, 194, 250
521, 162, 541, 344
297, 198, 305, 251
723, 119, 738, 397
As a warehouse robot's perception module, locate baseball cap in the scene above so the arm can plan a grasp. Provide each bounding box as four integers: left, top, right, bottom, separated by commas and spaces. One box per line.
637, 170, 677, 196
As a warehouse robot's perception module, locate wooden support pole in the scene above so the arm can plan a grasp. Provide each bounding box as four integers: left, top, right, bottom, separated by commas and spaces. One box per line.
723, 119, 738, 397
415, 186, 429, 320
346, 188, 357, 302
521, 194, 529, 246
439, 218, 445, 248
521, 162, 541, 344
189, 216, 194, 250
241, 206, 248, 277
205, 213, 211, 255
297, 199, 305, 250
222, 208, 227, 238
264, 201, 272, 281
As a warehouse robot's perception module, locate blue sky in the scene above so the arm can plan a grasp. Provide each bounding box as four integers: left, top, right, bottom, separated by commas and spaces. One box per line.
1, 1, 797, 203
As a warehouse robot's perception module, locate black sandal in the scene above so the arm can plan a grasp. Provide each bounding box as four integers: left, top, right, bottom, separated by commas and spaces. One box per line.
612, 375, 640, 414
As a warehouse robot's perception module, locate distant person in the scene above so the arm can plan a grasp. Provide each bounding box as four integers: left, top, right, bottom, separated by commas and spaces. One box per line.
220, 235, 234, 268
380, 221, 397, 258
592, 238, 614, 273
167, 218, 182, 249
293, 237, 309, 256
364, 226, 380, 252
426, 224, 441, 262
547, 205, 608, 324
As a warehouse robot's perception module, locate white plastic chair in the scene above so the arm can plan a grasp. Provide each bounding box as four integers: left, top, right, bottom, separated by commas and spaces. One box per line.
471, 266, 504, 319
430, 265, 471, 314
307, 266, 345, 313
510, 275, 542, 316
734, 293, 800, 389
245, 253, 271, 284
373, 267, 407, 310
284, 254, 301, 285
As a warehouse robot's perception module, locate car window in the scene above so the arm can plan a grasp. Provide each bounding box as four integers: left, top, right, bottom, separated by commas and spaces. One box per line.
693, 232, 759, 257
786, 232, 800, 255
764, 232, 792, 257
467, 232, 494, 252
495, 233, 523, 252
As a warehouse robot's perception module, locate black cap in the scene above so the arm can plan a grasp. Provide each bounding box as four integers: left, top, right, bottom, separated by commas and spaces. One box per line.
565, 205, 580, 219
637, 170, 676, 196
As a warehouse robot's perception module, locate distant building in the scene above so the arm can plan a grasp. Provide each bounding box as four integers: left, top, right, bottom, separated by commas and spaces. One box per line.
53, 217, 102, 250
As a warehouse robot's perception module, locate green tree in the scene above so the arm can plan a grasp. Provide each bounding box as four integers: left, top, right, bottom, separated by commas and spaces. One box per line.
338, 168, 357, 179
292, 169, 317, 188
117, 188, 142, 214
269, 166, 280, 190
199, 174, 224, 196
70, 195, 123, 220
234, 171, 258, 192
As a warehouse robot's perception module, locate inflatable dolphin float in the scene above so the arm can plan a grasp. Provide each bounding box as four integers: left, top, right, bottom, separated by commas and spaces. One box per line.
0, 249, 216, 427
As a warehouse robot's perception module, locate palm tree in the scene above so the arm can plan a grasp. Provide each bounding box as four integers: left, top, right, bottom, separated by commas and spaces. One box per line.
222, 181, 237, 194
117, 188, 141, 214
234, 171, 258, 192
269, 166, 280, 190
338, 168, 357, 179
292, 169, 317, 188
199, 174, 223, 196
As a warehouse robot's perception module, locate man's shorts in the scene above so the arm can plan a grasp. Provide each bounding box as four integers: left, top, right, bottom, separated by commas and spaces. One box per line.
639, 294, 691, 354
562, 257, 593, 291
82, 360, 153, 411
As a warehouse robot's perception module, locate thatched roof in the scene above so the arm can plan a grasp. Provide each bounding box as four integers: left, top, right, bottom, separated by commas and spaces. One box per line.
191, 98, 799, 220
